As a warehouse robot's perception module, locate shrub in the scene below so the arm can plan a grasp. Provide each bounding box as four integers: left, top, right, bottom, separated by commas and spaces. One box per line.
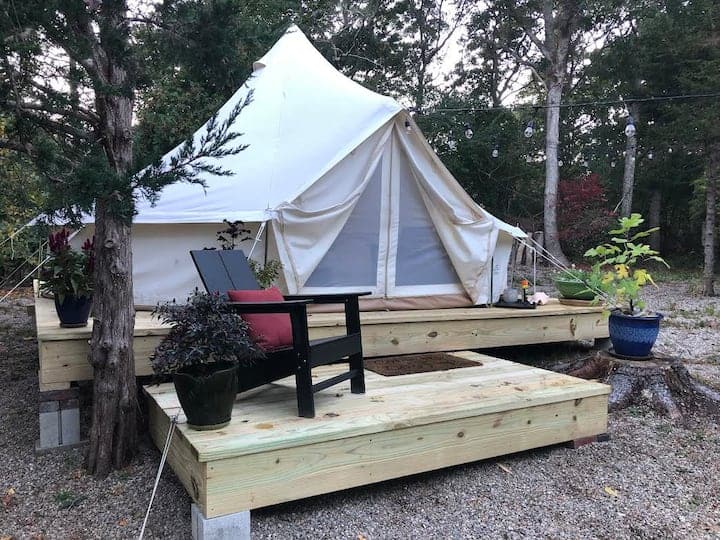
558, 173, 616, 257
151, 290, 264, 375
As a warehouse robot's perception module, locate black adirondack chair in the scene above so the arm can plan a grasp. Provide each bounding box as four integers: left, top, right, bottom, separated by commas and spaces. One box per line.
190, 250, 368, 418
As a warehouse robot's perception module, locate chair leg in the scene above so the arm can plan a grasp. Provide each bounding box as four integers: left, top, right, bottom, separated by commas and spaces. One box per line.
349, 353, 365, 394
295, 360, 315, 418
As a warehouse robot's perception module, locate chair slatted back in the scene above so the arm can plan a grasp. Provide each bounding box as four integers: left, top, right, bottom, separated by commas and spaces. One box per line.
190, 250, 260, 295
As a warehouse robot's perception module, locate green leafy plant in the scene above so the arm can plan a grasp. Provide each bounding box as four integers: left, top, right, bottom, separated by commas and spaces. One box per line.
54, 489, 86, 509
40, 229, 94, 303
151, 290, 264, 375
216, 219, 251, 250
215, 219, 283, 288
248, 259, 283, 288
584, 213, 668, 314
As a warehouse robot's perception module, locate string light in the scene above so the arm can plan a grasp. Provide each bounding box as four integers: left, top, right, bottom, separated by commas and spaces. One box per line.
524, 119, 535, 138
625, 115, 636, 137
432, 91, 720, 113
434, 91, 720, 160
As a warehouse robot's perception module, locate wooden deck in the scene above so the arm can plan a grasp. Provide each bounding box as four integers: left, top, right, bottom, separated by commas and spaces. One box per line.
34, 294, 607, 391
145, 351, 610, 518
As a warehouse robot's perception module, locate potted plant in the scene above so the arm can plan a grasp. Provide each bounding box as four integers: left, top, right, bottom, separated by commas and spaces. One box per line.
151, 291, 264, 430
553, 267, 601, 301
584, 213, 668, 358
41, 229, 94, 328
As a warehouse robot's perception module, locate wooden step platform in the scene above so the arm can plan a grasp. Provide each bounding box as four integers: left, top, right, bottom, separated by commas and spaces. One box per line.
34, 294, 608, 391
145, 351, 610, 519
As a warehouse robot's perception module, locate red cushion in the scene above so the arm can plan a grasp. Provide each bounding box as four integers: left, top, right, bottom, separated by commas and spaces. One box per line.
227, 287, 293, 351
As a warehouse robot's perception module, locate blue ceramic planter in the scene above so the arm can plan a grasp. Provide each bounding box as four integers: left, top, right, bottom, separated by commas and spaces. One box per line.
608, 311, 663, 358
54, 295, 93, 328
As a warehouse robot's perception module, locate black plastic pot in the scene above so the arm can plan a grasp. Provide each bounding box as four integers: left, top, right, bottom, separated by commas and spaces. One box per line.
54, 295, 93, 328
173, 362, 238, 430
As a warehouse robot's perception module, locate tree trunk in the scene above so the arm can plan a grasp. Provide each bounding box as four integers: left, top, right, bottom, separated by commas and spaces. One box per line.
86, 202, 137, 476
568, 352, 720, 419
648, 188, 662, 252
543, 80, 570, 266
621, 103, 639, 217
85, 4, 138, 475
703, 145, 718, 296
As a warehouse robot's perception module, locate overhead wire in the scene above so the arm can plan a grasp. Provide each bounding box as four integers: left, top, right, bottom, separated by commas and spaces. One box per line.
430, 91, 720, 114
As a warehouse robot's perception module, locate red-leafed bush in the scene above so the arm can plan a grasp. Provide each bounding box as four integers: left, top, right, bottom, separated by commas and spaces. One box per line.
558, 173, 616, 257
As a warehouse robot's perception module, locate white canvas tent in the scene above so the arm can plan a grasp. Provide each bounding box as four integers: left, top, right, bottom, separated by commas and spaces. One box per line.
74, 26, 525, 308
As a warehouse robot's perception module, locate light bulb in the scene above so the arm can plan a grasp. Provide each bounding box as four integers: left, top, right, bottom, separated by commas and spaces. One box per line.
648, 151, 653, 160
526, 154, 532, 163
464, 123, 474, 140
583, 160, 589, 168
448, 139, 457, 151
491, 147, 499, 158
558, 159, 563, 167
668, 147, 673, 153
524, 120, 534, 138
404, 119, 412, 133
611, 161, 616, 168
624, 115, 636, 137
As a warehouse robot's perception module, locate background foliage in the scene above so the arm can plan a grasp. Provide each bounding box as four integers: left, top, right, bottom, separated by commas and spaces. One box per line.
2, 0, 718, 273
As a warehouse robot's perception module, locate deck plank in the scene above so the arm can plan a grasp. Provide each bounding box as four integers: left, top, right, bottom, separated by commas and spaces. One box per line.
146, 354, 609, 462
145, 351, 610, 517
35, 295, 608, 389
202, 395, 608, 515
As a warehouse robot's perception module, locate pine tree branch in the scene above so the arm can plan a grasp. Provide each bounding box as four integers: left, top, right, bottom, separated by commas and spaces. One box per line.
4, 99, 100, 126
12, 109, 96, 143
0, 139, 34, 155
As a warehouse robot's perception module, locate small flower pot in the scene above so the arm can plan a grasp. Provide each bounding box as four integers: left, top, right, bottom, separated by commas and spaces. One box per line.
54, 295, 93, 328
173, 362, 238, 430
608, 311, 663, 358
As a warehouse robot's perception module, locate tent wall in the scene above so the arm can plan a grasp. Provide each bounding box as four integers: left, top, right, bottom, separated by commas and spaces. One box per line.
71, 223, 265, 307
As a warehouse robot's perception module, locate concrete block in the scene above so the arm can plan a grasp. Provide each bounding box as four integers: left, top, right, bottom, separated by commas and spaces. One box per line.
191, 503, 250, 540
60, 404, 80, 445
39, 401, 60, 448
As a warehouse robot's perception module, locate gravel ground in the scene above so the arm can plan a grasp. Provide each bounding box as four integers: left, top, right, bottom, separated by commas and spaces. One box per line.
0, 278, 719, 539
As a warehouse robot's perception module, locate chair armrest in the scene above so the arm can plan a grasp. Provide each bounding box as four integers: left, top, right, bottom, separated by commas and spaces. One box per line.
285, 293, 368, 337
283, 291, 372, 304
227, 299, 312, 314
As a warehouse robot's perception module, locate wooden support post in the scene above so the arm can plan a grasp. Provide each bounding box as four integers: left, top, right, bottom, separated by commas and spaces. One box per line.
565, 433, 611, 450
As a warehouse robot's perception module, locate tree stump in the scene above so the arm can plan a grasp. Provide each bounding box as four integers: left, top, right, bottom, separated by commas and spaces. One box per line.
567, 352, 720, 419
